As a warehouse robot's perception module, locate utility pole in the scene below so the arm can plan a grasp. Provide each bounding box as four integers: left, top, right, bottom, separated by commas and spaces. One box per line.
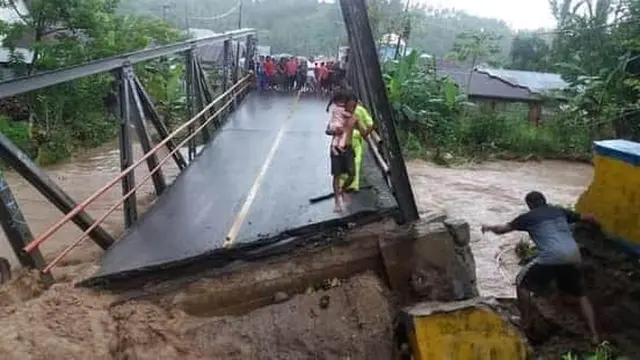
234, 0, 243, 81
394, 0, 410, 60
162, 4, 170, 22
184, 0, 190, 31
339, 0, 419, 223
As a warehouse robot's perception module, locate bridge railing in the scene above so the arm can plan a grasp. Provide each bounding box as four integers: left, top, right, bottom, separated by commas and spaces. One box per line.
23, 75, 252, 273
0, 27, 256, 276
339, 0, 419, 223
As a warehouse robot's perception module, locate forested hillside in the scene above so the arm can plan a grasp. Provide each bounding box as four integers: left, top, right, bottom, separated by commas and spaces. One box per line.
118, 0, 517, 58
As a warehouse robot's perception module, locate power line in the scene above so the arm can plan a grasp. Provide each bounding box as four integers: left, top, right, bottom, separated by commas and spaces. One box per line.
188, 1, 241, 21
421, 15, 640, 40
523, 17, 640, 37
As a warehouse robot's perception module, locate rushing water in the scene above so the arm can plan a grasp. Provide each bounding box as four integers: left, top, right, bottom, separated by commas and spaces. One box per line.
0, 138, 198, 269
407, 159, 594, 298
0, 141, 594, 297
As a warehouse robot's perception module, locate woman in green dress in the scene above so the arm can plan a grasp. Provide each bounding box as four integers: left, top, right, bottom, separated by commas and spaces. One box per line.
342, 103, 373, 191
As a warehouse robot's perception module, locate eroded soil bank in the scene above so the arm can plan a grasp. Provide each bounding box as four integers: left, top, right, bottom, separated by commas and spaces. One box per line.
0, 271, 394, 360
526, 225, 640, 358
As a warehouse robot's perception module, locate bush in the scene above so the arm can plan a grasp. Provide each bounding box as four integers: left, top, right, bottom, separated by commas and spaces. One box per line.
0, 116, 33, 156
384, 51, 596, 161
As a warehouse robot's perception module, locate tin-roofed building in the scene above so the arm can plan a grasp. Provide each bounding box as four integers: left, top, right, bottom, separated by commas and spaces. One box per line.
435, 59, 568, 123
0, 0, 34, 80
186, 28, 245, 66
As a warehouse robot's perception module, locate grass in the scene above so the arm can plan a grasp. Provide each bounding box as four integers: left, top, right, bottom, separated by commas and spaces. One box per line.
562, 342, 629, 360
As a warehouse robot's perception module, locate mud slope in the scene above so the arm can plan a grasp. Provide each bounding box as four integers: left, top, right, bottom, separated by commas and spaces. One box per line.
0, 272, 393, 360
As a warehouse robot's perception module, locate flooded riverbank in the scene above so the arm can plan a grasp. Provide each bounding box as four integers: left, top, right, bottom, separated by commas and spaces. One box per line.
0, 138, 187, 271
0, 142, 594, 299
407, 159, 594, 298
0, 153, 597, 359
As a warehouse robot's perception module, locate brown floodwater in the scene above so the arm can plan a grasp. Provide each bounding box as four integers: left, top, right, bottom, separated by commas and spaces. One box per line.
407, 159, 594, 298
0, 138, 190, 269
0, 142, 594, 299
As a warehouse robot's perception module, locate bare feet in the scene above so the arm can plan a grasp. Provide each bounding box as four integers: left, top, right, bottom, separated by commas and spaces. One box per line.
342, 192, 351, 207
334, 197, 344, 213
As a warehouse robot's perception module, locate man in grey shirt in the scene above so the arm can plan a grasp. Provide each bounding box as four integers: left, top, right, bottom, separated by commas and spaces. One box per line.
482, 191, 599, 344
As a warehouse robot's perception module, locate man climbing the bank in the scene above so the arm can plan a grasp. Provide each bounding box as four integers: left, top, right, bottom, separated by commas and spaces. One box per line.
481, 191, 600, 344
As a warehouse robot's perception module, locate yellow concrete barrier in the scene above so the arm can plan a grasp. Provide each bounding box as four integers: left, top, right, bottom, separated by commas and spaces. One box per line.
576, 140, 640, 248
402, 298, 530, 359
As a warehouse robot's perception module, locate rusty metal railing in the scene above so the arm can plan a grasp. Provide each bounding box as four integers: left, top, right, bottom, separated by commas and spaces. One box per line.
24, 75, 252, 273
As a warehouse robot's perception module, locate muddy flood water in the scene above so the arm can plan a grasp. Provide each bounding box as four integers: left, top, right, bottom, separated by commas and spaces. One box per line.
0, 149, 596, 359
407, 159, 594, 298
0, 144, 593, 298
0, 139, 186, 274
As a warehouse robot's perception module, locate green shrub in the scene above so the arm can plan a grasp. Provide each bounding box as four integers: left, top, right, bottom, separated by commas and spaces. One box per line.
385, 51, 595, 161
0, 116, 35, 157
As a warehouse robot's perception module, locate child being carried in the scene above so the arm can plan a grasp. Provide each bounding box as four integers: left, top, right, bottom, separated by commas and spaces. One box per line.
325, 91, 371, 213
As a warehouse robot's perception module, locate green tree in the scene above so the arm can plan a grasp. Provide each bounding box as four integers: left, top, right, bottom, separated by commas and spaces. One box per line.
448, 31, 502, 90
118, 0, 517, 58
549, 0, 618, 73
0, 0, 183, 164
449, 31, 503, 67
509, 33, 551, 71
548, 0, 640, 140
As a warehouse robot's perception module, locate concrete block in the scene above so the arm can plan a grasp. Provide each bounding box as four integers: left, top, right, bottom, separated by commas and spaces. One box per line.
412, 221, 478, 300
576, 140, 640, 247
419, 211, 447, 224
379, 219, 478, 302
401, 298, 531, 360
444, 218, 471, 247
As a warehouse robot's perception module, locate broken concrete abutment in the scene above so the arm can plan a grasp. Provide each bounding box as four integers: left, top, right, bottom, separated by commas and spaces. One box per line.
104, 214, 478, 316
72, 213, 533, 359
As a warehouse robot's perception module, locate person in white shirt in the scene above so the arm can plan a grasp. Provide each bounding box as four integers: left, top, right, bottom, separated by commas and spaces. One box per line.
306, 61, 316, 92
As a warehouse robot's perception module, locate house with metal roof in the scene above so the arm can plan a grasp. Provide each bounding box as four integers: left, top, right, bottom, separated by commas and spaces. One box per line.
0, 0, 34, 80
186, 28, 245, 66
476, 67, 568, 95
434, 59, 568, 123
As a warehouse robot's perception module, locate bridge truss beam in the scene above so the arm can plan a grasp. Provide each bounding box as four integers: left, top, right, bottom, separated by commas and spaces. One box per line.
339, 0, 419, 224
0, 28, 256, 99
0, 28, 256, 273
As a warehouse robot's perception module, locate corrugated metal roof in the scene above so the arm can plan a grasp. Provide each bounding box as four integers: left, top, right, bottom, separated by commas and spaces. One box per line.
476, 68, 568, 94
186, 28, 244, 64
0, 47, 33, 64
432, 60, 566, 101
437, 67, 533, 101
0, 0, 28, 24
0, 1, 34, 65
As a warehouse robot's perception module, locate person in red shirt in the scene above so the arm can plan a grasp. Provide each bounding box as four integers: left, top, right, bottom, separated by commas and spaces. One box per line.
286, 57, 298, 92
317, 62, 330, 95
263, 56, 275, 90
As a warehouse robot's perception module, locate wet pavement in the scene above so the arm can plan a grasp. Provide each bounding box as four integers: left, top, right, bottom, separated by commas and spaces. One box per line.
90, 92, 392, 280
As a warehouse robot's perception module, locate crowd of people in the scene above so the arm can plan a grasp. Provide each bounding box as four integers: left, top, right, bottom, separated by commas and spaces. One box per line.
254, 55, 346, 94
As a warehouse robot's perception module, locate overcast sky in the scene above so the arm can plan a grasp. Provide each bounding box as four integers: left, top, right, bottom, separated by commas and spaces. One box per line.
422, 0, 557, 30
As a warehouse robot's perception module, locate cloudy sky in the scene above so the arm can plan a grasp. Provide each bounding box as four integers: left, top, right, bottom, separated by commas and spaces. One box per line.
421, 0, 557, 30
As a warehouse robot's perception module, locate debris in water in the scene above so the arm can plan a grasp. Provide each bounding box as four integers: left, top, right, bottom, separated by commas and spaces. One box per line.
319, 295, 330, 309
0, 258, 11, 285
273, 291, 289, 304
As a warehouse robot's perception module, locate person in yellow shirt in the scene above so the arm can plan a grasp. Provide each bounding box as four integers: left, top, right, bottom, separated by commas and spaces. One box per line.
326, 94, 374, 193
341, 103, 373, 192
